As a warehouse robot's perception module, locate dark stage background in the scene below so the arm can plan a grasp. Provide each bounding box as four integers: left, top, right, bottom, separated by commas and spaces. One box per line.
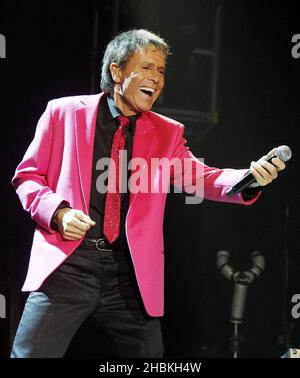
0, 0, 299, 358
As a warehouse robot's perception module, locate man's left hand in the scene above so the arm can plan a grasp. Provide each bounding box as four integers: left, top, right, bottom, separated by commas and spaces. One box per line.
250, 148, 286, 187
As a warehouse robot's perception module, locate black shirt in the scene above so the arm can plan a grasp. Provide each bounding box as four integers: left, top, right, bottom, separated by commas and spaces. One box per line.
86, 94, 137, 248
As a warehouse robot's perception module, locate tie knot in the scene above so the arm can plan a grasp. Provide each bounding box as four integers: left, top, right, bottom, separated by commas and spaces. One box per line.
118, 115, 130, 129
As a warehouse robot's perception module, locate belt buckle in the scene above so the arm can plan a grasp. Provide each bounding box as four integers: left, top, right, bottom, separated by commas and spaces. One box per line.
95, 238, 112, 252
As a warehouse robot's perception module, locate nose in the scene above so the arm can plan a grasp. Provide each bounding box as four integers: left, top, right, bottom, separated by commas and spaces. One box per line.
148, 69, 160, 84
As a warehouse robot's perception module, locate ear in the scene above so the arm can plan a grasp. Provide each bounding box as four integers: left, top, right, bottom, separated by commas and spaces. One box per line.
110, 63, 121, 84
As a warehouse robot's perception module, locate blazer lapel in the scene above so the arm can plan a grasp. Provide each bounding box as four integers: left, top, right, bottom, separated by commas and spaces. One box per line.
129, 112, 155, 207
74, 93, 103, 213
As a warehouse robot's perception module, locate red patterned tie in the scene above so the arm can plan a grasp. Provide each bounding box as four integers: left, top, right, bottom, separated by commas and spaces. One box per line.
103, 115, 130, 244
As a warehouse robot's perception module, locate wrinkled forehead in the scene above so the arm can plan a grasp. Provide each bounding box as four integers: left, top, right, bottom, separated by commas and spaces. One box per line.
125, 45, 166, 66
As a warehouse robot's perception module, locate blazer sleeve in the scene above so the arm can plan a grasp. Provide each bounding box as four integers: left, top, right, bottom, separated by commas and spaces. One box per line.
170, 123, 261, 205
11, 101, 70, 233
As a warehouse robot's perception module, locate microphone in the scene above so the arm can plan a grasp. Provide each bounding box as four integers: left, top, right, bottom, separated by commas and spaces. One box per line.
226, 145, 292, 197
230, 252, 265, 322
217, 250, 265, 322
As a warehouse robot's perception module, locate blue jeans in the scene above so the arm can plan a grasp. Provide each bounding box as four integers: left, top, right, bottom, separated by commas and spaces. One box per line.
11, 247, 163, 358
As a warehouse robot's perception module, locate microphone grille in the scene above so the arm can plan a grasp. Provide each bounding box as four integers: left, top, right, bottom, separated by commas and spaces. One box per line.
276, 145, 292, 162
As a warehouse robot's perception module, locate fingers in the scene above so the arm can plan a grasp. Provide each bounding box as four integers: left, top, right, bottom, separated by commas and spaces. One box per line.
61, 231, 83, 241
63, 223, 86, 236
271, 157, 286, 171
250, 156, 286, 186
250, 161, 272, 186
74, 211, 96, 227
59, 209, 96, 240
259, 149, 287, 171
266, 147, 277, 159
68, 218, 91, 233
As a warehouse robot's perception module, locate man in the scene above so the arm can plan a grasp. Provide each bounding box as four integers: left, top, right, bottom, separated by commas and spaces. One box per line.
11, 29, 285, 358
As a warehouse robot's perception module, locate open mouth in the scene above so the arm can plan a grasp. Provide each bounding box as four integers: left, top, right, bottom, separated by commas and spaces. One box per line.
140, 86, 155, 99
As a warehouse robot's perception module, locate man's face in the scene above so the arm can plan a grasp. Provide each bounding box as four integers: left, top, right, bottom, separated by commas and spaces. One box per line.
112, 45, 166, 115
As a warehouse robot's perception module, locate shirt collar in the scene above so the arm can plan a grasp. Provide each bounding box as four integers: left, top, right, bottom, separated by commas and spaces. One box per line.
107, 96, 121, 119
106, 96, 139, 133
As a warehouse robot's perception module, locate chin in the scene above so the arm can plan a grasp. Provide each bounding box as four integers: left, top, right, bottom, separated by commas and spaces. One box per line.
140, 102, 154, 112
142, 105, 153, 112
134, 105, 150, 113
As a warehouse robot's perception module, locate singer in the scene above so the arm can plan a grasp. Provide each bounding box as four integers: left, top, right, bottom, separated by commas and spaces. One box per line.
10, 29, 286, 358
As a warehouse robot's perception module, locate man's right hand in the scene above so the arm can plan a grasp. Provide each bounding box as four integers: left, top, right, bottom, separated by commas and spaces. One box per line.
55, 208, 96, 241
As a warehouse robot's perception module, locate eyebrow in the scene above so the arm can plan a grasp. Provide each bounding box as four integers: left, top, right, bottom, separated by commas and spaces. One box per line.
140, 61, 166, 70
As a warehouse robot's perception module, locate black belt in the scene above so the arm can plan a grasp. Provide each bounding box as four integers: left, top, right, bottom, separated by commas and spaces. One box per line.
79, 237, 116, 252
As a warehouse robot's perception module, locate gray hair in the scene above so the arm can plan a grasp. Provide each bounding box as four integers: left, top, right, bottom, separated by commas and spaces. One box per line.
100, 29, 171, 95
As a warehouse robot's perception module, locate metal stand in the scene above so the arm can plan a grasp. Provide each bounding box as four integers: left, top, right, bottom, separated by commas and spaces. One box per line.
217, 251, 265, 358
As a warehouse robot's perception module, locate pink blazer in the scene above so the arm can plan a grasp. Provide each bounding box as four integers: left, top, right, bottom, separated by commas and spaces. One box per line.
12, 93, 259, 316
